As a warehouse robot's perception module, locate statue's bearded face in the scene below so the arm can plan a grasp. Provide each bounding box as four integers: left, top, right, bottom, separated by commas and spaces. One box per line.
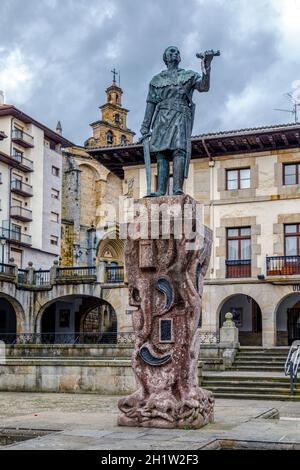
163, 46, 181, 66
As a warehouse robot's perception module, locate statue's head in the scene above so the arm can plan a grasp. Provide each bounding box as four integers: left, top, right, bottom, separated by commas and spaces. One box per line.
163, 46, 181, 67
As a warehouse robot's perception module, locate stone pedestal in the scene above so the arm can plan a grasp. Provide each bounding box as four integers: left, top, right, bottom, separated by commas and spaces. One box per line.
118, 195, 214, 429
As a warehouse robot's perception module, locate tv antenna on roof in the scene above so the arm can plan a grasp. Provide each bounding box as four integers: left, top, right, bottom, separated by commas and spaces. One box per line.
274, 91, 300, 123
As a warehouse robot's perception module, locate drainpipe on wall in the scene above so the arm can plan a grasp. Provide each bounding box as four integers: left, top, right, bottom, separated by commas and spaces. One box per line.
201, 138, 215, 277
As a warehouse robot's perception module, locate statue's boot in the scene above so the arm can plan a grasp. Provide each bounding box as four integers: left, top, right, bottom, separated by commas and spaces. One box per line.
150, 154, 169, 197
173, 153, 185, 195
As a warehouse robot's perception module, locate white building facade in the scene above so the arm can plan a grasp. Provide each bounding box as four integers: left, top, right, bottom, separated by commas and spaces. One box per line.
0, 99, 73, 269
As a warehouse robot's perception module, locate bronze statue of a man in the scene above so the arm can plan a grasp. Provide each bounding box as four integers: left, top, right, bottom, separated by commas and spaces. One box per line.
140, 46, 219, 196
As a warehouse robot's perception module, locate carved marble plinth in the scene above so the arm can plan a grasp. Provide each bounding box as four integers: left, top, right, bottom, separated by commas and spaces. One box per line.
118, 195, 214, 429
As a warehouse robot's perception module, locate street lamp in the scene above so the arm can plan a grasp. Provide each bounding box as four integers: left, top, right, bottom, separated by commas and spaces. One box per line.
0, 236, 6, 271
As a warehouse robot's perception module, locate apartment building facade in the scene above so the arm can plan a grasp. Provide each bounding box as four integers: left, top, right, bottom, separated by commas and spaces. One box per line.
0, 98, 73, 269
89, 123, 300, 348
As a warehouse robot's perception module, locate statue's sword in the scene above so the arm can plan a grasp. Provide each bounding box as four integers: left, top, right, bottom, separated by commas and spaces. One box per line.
142, 135, 152, 197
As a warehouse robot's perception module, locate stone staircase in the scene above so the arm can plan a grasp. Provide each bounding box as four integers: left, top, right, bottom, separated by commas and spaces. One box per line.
202, 347, 300, 400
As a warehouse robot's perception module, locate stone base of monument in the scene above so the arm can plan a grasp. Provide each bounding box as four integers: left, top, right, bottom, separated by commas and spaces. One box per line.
118, 195, 214, 429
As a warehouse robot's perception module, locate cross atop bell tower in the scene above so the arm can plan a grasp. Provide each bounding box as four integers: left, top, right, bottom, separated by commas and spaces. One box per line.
111, 68, 118, 84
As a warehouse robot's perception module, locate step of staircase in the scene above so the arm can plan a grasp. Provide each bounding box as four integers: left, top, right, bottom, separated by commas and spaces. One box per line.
209, 392, 300, 401
201, 346, 297, 400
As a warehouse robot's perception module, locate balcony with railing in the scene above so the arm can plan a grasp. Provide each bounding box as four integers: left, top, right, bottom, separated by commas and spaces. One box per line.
11, 179, 33, 197
226, 259, 251, 278
10, 206, 32, 222
11, 129, 34, 148
56, 266, 97, 283
1, 227, 32, 246
0, 262, 15, 279
105, 265, 124, 283
267, 256, 300, 276
11, 152, 34, 172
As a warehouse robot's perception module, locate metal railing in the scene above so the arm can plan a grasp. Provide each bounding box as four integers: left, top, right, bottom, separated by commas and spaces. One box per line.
18, 269, 27, 284
0, 332, 118, 345
105, 266, 124, 283
56, 266, 96, 279
267, 255, 300, 276
10, 206, 32, 221
1, 227, 32, 246
0, 262, 15, 276
34, 270, 51, 286
226, 259, 251, 278
11, 129, 34, 147
11, 179, 33, 196
284, 340, 300, 396
11, 152, 34, 170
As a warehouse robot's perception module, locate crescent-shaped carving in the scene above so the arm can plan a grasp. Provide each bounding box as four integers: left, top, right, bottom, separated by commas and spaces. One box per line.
155, 277, 174, 312
139, 345, 171, 366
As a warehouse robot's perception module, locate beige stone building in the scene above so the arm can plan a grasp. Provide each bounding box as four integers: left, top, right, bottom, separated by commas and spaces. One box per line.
89, 123, 300, 348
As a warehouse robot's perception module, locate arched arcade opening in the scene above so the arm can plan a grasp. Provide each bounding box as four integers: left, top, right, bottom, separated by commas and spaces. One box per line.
276, 292, 300, 346
39, 295, 117, 344
0, 297, 17, 344
219, 294, 262, 346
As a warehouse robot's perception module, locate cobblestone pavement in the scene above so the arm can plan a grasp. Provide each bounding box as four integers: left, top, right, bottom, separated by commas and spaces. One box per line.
0, 392, 299, 450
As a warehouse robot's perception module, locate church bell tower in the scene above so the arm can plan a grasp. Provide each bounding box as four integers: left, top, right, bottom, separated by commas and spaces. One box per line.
85, 69, 135, 148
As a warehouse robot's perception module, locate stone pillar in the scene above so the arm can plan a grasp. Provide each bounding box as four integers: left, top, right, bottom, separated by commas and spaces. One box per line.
98, 260, 107, 283
50, 260, 59, 284
26, 262, 35, 286
8, 257, 18, 283
118, 195, 214, 429
262, 312, 276, 347
220, 312, 239, 367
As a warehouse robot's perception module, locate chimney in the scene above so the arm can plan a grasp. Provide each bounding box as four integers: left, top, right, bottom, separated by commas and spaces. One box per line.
0, 91, 4, 106
56, 121, 62, 135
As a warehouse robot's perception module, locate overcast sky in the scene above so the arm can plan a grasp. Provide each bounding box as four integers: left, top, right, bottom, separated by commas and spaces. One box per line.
1, 0, 300, 145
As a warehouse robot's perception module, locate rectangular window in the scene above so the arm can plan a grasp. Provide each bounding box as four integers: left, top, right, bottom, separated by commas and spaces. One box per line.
51, 212, 59, 223
283, 163, 300, 185
52, 166, 60, 177
51, 188, 60, 200
50, 235, 59, 246
10, 248, 23, 268
226, 168, 251, 190
226, 227, 251, 278
285, 224, 300, 256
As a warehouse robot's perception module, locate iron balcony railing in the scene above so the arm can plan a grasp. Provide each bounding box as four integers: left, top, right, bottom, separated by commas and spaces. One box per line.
34, 270, 51, 286
226, 259, 251, 278
11, 179, 33, 196
0, 262, 15, 276
11, 129, 34, 148
105, 266, 124, 283
11, 152, 34, 171
267, 255, 300, 276
10, 206, 33, 221
1, 227, 32, 246
18, 269, 28, 284
56, 266, 96, 279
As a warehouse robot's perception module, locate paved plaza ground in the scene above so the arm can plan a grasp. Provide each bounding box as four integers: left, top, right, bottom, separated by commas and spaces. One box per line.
0, 392, 300, 450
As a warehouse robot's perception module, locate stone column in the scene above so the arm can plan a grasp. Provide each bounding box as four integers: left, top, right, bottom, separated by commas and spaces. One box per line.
118, 194, 214, 429
50, 260, 59, 285
262, 311, 276, 347
98, 260, 107, 283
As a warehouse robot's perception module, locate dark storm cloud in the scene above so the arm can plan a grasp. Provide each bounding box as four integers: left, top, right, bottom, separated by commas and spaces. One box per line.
1, 0, 300, 144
